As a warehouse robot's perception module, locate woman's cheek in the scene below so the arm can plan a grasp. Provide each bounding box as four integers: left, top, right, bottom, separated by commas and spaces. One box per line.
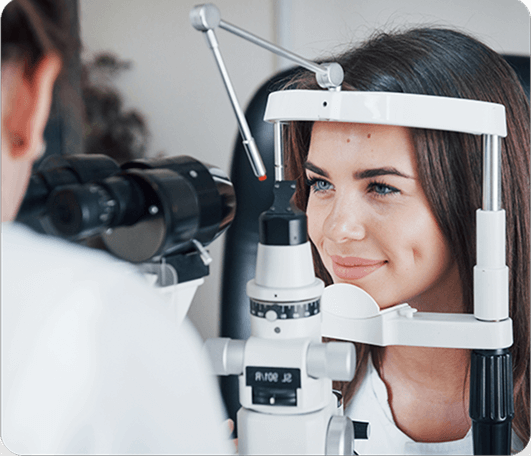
306, 202, 322, 246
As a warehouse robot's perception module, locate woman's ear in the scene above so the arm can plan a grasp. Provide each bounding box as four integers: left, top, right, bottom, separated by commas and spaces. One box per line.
3, 53, 62, 161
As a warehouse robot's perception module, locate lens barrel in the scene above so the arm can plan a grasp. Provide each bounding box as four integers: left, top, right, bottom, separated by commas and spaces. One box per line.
44, 156, 236, 263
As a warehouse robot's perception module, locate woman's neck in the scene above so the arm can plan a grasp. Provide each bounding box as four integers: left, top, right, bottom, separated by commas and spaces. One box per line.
376, 263, 472, 443
378, 344, 471, 443
380, 345, 470, 396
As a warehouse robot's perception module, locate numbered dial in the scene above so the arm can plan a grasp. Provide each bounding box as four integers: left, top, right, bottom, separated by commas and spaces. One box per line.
250, 299, 320, 320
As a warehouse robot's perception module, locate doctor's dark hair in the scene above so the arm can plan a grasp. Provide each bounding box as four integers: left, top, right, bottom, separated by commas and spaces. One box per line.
1, 0, 78, 72
285, 28, 530, 445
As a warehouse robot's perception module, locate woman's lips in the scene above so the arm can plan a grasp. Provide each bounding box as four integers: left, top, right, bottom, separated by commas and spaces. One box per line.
330, 256, 386, 280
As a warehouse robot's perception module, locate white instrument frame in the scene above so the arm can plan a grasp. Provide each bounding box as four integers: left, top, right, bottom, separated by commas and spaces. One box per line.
264, 89, 512, 349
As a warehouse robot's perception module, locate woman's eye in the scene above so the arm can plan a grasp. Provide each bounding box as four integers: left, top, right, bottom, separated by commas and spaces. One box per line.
368, 181, 400, 196
306, 177, 333, 193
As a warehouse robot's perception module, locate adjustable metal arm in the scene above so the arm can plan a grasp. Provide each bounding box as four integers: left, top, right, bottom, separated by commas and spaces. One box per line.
190, 4, 267, 180
190, 4, 344, 90
217, 20, 344, 91
190, 3, 344, 182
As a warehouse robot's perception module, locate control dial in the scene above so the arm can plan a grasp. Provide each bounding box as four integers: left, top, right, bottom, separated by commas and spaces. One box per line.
250, 299, 320, 320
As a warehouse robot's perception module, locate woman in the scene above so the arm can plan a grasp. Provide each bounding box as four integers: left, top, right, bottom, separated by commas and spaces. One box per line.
2, 1, 232, 453
285, 28, 529, 454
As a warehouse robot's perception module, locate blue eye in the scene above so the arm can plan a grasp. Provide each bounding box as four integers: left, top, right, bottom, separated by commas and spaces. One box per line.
368, 181, 399, 196
306, 177, 333, 193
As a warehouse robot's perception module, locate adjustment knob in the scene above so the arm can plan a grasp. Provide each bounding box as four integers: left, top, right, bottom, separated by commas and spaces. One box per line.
306, 342, 356, 381
190, 3, 221, 31
204, 338, 245, 376
352, 421, 370, 440
325, 415, 354, 455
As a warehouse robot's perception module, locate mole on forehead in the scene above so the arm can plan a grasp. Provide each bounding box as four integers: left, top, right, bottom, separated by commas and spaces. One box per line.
346, 133, 372, 143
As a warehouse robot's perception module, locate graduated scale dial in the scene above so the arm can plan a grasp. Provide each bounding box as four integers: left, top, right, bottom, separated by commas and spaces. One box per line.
250, 299, 320, 321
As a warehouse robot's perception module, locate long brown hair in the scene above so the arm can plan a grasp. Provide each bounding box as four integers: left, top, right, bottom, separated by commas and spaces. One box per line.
285, 28, 530, 445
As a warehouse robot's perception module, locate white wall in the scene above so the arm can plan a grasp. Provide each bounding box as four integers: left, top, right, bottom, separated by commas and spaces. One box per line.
287, 0, 530, 59
79, 0, 530, 341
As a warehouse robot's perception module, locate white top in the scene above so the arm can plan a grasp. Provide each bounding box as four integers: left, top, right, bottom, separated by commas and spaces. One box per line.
345, 357, 523, 455
1, 222, 234, 455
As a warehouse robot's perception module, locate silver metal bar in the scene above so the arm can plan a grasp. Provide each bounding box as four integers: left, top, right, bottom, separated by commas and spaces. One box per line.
483, 135, 502, 211
219, 19, 324, 75
274, 121, 284, 181
219, 19, 343, 90
204, 29, 267, 179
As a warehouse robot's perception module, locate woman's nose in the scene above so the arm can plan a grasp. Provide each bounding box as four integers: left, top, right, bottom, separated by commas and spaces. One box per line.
322, 197, 366, 244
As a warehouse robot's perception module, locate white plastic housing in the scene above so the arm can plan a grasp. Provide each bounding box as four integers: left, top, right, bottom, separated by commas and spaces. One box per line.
251, 313, 322, 340
239, 337, 332, 414
474, 209, 509, 321
237, 397, 338, 455
264, 90, 507, 137
146, 277, 203, 326
247, 243, 324, 302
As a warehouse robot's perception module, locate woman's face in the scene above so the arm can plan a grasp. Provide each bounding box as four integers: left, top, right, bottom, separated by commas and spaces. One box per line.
305, 122, 461, 311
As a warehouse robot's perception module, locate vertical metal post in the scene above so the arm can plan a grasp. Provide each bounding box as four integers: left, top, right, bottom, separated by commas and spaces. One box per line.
471, 134, 513, 455
274, 121, 284, 182
482, 135, 502, 211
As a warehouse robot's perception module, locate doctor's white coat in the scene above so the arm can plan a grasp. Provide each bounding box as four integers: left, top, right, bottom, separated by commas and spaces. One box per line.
1, 222, 234, 455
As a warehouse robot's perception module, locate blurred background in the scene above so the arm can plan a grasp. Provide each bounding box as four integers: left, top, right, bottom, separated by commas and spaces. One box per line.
77, 0, 530, 341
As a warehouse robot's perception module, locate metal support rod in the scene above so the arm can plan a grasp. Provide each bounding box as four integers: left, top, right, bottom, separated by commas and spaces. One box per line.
219, 20, 324, 76
274, 121, 284, 181
483, 135, 502, 211
472, 135, 513, 455
218, 20, 343, 90
204, 29, 267, 180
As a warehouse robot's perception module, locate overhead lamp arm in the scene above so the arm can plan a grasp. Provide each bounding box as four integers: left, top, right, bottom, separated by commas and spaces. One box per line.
190, 3, 344, 182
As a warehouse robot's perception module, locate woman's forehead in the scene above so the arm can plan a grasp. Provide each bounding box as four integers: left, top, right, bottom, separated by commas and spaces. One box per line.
308, 122, 416, 170
310, 121, 412, 140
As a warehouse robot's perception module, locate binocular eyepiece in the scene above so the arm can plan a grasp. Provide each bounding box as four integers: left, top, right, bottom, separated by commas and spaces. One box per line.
18, 154, 236, 263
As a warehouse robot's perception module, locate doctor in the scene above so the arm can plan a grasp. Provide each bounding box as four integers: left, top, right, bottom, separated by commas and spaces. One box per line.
1, 0, 233, 454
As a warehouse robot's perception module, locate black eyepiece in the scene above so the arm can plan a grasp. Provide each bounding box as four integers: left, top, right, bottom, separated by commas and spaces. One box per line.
21, 155, 236, 263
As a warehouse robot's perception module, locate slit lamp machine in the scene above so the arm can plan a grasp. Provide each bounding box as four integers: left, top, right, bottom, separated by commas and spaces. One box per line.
190, 4, 513, 455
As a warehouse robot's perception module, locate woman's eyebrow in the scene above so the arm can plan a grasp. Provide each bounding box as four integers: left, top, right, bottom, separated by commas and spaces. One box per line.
354, 167, 414, 180
304, 161, 329, 177
304, 161, 413, 180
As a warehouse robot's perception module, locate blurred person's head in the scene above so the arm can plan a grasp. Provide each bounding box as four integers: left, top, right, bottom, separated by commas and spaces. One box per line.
1, 0, 78, 222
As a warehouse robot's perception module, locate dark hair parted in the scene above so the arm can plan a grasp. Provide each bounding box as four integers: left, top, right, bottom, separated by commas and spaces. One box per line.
1, 0, 79, 72
285, 28, 530, 446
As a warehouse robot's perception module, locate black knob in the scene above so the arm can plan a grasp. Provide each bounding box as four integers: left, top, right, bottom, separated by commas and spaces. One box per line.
352, 420, 370, 440
470, 348, 514, 455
